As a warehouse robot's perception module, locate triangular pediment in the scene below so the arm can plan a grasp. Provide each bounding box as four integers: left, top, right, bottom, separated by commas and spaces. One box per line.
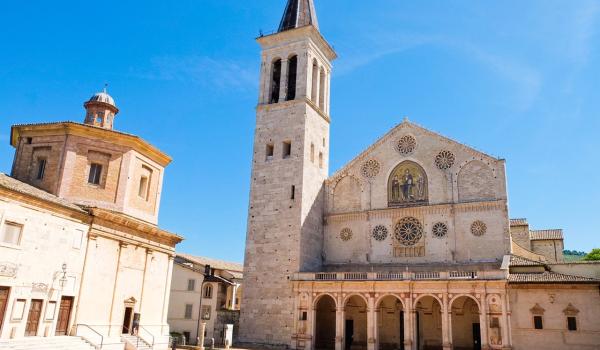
327, 119, 500, 184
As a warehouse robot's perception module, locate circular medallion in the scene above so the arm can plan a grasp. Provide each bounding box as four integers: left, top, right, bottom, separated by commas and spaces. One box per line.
340, 228, 353, 241
361, 159, 381, 179
471, 221, 487, 236
394, 217, 423, 246
432, 222, 448, 238
372, 225, 388, 241
396, 135, 417, 155
435, 150, 455, 170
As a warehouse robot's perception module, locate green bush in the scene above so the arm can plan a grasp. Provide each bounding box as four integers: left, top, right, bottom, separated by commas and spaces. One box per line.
583, 248, 600, 261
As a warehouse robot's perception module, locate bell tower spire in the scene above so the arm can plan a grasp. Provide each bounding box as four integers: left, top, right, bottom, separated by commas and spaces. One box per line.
278, 0, 319, 32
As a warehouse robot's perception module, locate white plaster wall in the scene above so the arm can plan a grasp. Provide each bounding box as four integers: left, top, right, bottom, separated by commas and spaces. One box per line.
0, 199, 88, 339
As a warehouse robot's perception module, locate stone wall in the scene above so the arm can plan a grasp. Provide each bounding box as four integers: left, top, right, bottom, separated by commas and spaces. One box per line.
509, 285, 600, 349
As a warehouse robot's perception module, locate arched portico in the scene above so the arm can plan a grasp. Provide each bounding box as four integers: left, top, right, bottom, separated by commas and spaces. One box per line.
344, 294, 368, 350
376, 295, 405, 350
314, 294, 337, 350
414, 295, 443, 350
450, 296, 482, 350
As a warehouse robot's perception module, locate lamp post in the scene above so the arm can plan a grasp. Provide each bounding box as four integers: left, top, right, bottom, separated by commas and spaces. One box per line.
196, 265, 211, 350
59, 263, 68, 290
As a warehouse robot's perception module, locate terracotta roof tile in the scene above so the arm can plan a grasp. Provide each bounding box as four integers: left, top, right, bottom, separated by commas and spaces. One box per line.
508, 271, 597, 283
530, 229, 563, 240
510, 218, 528, 226
0, 173, 85, 212
510, 255, 545, 267
178, 253, 243, 273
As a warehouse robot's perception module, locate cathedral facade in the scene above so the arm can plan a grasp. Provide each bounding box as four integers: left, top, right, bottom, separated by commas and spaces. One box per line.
239, 1, 600, 350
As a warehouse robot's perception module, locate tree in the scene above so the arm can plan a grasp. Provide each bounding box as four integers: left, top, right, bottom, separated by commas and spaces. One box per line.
582, 248, 600, 261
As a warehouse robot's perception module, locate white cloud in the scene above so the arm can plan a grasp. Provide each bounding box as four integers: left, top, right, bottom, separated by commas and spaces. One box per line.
136, 55, 258, 91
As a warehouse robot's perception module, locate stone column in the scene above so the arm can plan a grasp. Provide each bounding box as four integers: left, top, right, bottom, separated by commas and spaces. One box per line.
231, 284, 239, 310
480, 295, 490, 350
403, 301, 413, 350
335, 305, 345, 350
501, 293, 512, 350
279, 59, 289, 102
374, 308, 380, 350
314, 64, 321, 108
198, 322, 206, 350
367, 295, 376, 350
442, 294, 452, 350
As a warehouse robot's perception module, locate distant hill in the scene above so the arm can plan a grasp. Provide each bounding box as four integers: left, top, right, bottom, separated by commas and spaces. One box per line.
564, 250, 587, 262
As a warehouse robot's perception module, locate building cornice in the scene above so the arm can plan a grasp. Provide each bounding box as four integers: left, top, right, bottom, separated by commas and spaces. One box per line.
10, 122, 172, 167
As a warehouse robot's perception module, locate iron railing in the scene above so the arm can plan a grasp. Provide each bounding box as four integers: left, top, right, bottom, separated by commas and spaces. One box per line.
75, 324, 103, 350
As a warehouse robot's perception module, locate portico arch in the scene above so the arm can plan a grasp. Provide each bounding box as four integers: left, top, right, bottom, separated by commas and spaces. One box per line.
344, 295, 368, 350
450, 296, 482, 350
414, 295, 443, 350
376, 295, 405, 350
314, 294, 336, 350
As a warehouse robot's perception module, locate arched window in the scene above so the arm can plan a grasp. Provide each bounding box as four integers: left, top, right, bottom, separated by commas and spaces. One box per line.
270, 59, 282, 104
286, 55, 298, 101
203, 284, 213, 299
388, 161, 428, 207
311, 59, 319, 102
319, 68, 326, 110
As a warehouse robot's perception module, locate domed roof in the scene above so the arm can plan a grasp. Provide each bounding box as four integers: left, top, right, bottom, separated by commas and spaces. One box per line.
87, 90, 116, 107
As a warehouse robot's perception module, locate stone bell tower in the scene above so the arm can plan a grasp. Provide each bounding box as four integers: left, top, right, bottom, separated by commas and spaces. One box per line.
239, 0, 337, 347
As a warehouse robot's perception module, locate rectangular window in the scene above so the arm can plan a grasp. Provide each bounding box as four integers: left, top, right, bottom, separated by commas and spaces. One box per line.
567, 317, 577, 331
282, 141, 291, 158
72, 229, 83, 249
534, 316, 543, 330
184, 304, 193, 319
266, 144, 274, 161
187, 279, 196, 291
138, 176, 149, 199
310, 143, 315, 163
300, 311, 307, 321
319, 152, 323, 168
291, 185, 295, 200
201, 305, 211, 320
36, 158, 47, 180
1, 222, 23, 246
88, 163, 103, 185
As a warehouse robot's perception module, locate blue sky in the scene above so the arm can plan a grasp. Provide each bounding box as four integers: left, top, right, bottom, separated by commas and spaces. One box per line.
1, 1, 599, 262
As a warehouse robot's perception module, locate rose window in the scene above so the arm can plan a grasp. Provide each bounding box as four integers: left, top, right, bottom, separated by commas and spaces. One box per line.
471, 221, 487, 236
394, 217, 423, 246
435, 150, 455, 170
361, 159, 381, 179
432, 222, 448, 238
372, 225, 388, 241
340, 228, 353, 241
396, 135, 417, 155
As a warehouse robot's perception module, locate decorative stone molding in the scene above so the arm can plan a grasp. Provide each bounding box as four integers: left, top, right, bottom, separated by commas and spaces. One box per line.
432, 222, 448, 238
0, 262, 17, 277
340, 228, 353, 241
562, 303, 580, 316
32, 283, 49, 293
372, 225, 388, 241
396, 135, 417, 155
361, 159, 381, 179
435, 150, 455, 170
529, 303, 545, 315
471, 220, 487, 237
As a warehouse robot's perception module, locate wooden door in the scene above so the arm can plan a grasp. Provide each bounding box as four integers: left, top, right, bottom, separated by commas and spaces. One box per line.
55, 297, 74, 336
25, 299, 43, 336
0, 287, 9, 334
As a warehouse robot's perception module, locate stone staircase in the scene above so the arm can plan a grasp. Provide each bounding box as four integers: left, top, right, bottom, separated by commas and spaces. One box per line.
121, 334, 152, 350
0, 336, 96, 350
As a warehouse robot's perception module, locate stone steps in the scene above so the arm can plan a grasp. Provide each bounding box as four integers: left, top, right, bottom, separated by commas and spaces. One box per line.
0, 336, 96, 350
121, 335, 152, 350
